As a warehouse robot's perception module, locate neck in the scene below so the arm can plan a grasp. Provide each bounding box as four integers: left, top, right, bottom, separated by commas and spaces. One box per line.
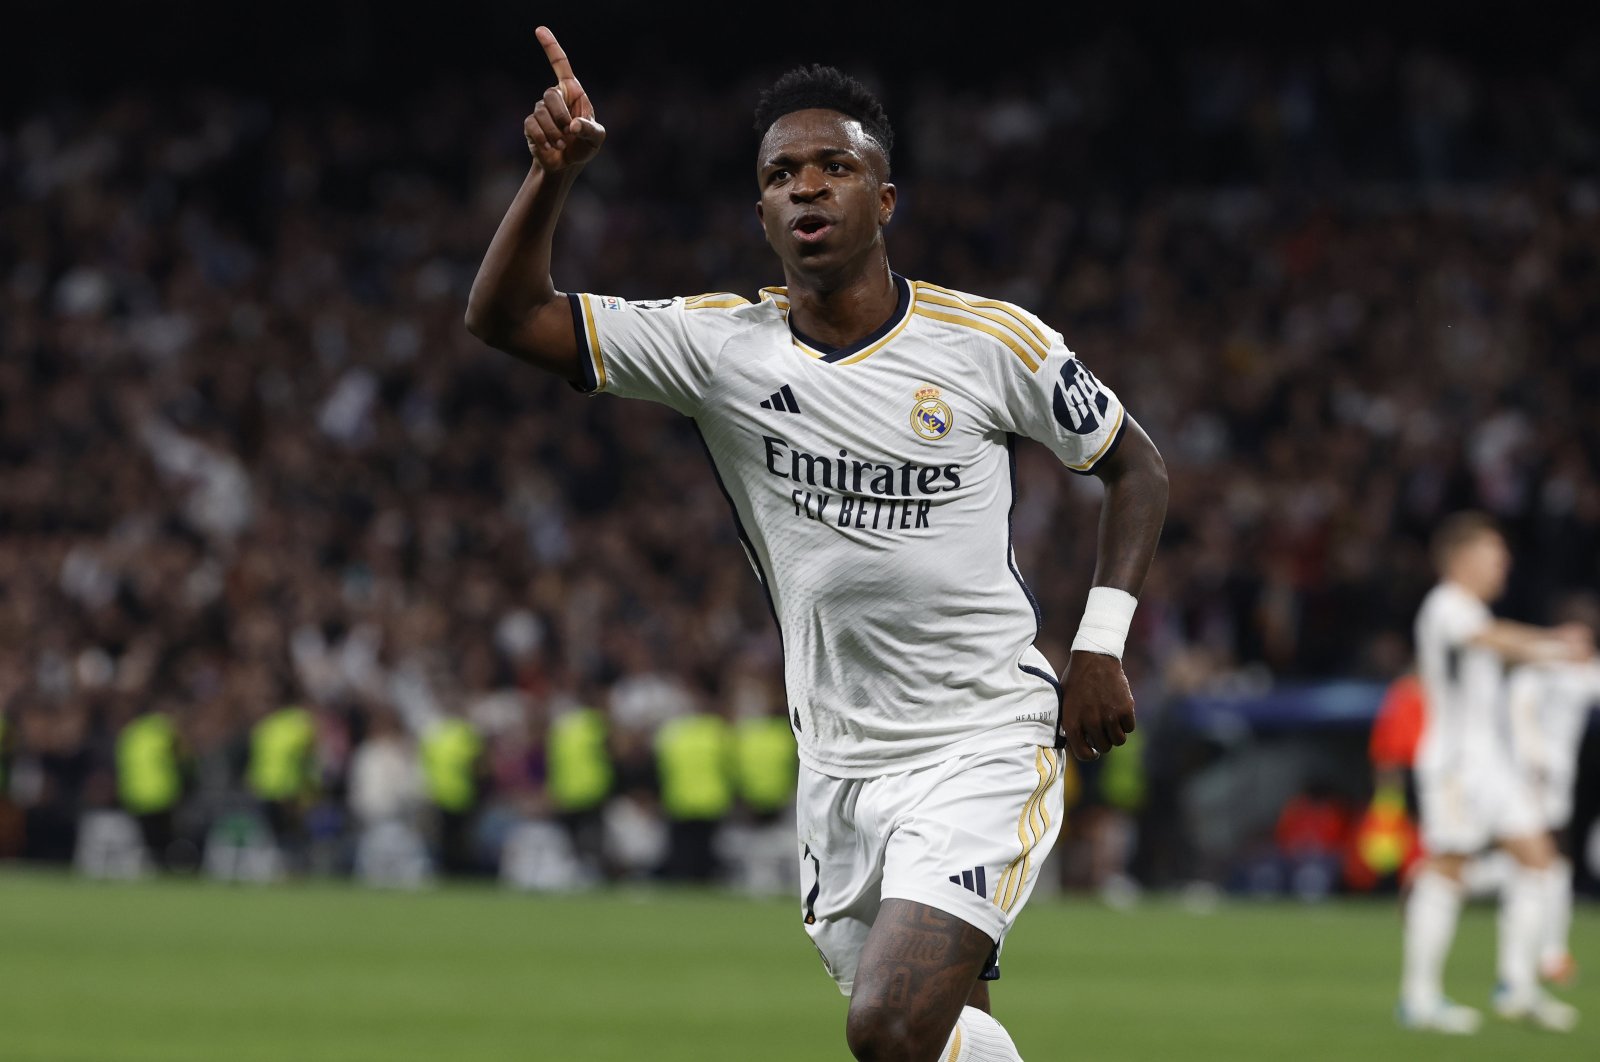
781, 254, 897, 350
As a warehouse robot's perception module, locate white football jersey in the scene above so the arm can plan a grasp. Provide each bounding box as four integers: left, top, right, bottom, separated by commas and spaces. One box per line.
569, 275, 1129, 776
1413, 581, 1510, 776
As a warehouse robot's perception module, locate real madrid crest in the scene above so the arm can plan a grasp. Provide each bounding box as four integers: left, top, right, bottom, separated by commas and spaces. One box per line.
910, 385, 953, 441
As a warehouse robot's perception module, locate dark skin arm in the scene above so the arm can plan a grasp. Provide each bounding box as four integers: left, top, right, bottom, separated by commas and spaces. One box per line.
1057, 416, 1168, 763
464, 27, 604, 384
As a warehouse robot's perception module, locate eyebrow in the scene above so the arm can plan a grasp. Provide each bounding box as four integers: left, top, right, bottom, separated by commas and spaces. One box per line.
762, 147, 857, 171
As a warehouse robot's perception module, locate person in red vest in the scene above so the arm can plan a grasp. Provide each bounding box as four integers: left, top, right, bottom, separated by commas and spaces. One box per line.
1370, 672, 1426, 775
1350, 671, 1427, 895
1347, 672, 1426, 893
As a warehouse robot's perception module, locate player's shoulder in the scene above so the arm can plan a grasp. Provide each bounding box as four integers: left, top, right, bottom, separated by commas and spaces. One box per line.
592, 291, 778, 322
1417, 581, 1454, 615
908, 279, 1059, 373
1419, 581, 1488, 625
681, 291, 757, 313
590, 291, 784, 358
1421, 580, 1460, 602
683, 291, 788, 342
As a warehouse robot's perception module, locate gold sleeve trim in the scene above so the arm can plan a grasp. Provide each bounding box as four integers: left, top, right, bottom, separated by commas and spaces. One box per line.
916, 283, 1053, 351
1065, 404, 1126, 471
578, 293, 606, 392
912, 305, 1041, 373
684, 292, 752, 310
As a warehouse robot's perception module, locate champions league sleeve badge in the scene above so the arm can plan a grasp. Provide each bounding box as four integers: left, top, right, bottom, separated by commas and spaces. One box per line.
910, 386, 954, 441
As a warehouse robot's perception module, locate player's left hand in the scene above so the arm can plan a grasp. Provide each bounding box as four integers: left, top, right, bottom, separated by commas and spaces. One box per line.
1057, 650, 1136, 763
1553, 622, 1596, 660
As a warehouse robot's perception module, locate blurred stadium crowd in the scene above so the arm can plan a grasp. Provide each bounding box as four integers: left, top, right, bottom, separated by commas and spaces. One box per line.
2, 28, 1598, 889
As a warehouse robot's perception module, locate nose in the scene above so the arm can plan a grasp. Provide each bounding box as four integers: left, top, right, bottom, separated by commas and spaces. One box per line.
789, 164, 830, 202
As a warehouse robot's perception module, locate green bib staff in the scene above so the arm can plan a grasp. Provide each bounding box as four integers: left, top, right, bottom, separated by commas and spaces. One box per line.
547, 707, 613, 812
117, 712, 182, 815
1100, 727, 1146, 812
248, 706, 317, 803
735, 714, 797, 815
421, 718, 484, 813
656, 713, 735, 821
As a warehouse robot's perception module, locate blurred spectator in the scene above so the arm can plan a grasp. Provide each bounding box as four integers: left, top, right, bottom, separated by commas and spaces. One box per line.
418, 708, 488, 876
1348, 669, 1427, 892
727, 699, 800, 895
1368, 672, 1427, 777
734, 705, 798, 825
246, 701, 318, 865
546, 699, 614, 880
349, 705, 430, 887
349, 706, 423, 827
603, 721, 667, 880
655, 696, 736, 883
1274, 783, 1356, 901
114, 702, 186, 867
0, 705, 20, 858
1079, 730, 1149, 900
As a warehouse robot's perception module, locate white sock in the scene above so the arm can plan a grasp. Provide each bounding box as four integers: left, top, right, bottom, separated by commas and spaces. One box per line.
1541, 858, 1573, 968
1497, 864, 1545, 997
1402, 869, 1463, 1010
942, 1005, 1023, 1062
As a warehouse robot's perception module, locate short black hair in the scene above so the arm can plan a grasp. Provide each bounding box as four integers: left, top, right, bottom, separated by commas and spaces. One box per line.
753, 64, 894, 160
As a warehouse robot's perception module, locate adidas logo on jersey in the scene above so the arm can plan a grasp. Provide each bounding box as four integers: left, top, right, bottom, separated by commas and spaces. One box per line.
759, 384, 803, 414
948, 866, 988, 899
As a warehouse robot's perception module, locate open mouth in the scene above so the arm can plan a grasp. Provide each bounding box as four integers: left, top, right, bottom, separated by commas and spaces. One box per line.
792, 215, 834, 243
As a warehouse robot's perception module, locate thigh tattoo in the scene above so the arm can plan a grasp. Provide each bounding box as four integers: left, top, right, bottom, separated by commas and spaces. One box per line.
854, 900, 993, 1013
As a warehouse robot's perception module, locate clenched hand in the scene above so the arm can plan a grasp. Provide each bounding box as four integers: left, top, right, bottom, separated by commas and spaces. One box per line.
1057, 650, 1136, 763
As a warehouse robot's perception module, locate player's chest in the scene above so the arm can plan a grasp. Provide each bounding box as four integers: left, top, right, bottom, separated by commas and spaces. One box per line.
705, 340, 996, 467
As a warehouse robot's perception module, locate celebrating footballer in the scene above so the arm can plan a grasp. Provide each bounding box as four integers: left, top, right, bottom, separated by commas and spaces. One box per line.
467, 27, 1168, 1062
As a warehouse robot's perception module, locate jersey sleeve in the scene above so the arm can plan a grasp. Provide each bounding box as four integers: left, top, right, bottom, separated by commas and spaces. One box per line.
568, 292, 748, 415
994, 324, 1129, 475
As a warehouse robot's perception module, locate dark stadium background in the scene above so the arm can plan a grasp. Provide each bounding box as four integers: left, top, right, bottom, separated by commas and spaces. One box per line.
4, 1, 1587, 111
4, 0, 1599, 896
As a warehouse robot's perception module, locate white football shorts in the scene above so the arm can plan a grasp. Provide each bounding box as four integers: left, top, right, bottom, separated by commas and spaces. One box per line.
1417, 758, 1543, 854
797, 742, 1065, 995
1529, 766, 1575, 831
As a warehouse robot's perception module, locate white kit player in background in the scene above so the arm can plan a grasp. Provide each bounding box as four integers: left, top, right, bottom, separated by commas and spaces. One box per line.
466, 28, 1168, 1062
1399, 513, 1593, 1035
1506, 592, 1600, 988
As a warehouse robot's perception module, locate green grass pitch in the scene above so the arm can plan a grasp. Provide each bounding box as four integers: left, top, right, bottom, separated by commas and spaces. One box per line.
0, 869, 1594, 1060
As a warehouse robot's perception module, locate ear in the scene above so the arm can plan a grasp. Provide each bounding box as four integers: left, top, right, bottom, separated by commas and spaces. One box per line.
878, 182, 897, 227
755, 199, 765, 224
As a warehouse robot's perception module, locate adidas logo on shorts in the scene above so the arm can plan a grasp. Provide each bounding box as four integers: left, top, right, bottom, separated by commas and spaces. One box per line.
948, 866, 988, 899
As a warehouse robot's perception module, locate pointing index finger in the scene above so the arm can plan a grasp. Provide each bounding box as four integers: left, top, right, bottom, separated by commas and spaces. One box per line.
536, 26, 578, 86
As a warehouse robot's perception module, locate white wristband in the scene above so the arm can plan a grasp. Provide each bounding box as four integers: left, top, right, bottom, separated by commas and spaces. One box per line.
1071, 587, 1138, 660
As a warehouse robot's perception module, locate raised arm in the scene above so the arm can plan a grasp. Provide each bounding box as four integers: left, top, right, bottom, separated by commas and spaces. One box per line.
1057, 417, 1169, 762
1471, 619, 1594, 666
465, 27, 606, 384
